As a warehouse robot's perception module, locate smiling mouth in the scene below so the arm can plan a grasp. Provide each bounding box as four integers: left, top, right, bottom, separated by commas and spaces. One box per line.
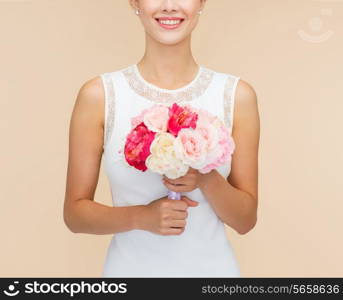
155, 18, 185, 27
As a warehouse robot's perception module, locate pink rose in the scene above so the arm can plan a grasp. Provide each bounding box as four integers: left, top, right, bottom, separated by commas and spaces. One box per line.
193, 108, 217, 126
131, 108, 149, 128
143, 104, 169, 133
124, 122, 156, 171
199, 125, 235, 173
167, 103, 198, 137
194, 123, 219, 151
174, 128, 208, 169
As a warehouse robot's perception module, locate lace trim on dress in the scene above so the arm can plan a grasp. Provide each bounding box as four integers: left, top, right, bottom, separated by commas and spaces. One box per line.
223, 75, 240, 134
122, 64, 214, 103
101, 73, 116, 148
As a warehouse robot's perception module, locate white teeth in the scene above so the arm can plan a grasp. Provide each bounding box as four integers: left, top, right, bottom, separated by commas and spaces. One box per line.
159, 19, 181, 25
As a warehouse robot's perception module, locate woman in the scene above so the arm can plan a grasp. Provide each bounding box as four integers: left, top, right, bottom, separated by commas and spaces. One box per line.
64, 0, 260, 277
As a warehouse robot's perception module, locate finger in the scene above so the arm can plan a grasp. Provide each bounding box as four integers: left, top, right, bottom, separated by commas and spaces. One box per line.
170, 219, 186, 228
169, 181, 196, 190
183, 199, 199, 207
165, 177, 192, 185
171, 210, 188, 220
167, 184, 198, 194
163, 227, 184, 235
164, 181, 190, 193
170, 199, 188, 211
181, 197, 199, 207
163, 177, 178, 185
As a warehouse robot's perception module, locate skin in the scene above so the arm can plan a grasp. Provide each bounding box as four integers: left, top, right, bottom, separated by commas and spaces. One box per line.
63, 0, 260, 236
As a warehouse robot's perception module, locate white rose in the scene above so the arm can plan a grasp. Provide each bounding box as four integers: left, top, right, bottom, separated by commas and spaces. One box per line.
146, 132, 188, 179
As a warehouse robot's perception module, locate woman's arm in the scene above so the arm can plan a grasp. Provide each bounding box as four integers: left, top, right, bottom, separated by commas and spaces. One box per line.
198, 79, 260, 235
63, 76, 144, 235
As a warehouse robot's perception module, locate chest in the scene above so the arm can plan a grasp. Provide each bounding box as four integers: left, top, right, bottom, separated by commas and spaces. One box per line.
101, 66, 234, 192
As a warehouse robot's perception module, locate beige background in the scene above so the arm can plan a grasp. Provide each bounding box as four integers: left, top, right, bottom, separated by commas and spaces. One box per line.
1, 0, 342, 277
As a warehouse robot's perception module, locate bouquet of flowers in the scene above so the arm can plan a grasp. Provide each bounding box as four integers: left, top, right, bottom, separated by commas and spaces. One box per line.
123, 103, 235, 200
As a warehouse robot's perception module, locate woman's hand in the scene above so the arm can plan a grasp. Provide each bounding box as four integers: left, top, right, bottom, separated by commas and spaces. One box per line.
162, 167, 209, 193
136, 195, 199, 236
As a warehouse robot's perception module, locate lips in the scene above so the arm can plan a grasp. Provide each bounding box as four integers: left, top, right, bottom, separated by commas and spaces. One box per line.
155, 17, 185, 30
155, 18, 185, 23
155, 17, 185, 21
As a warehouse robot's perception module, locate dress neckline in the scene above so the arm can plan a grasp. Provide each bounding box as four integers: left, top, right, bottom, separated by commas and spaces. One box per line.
122, 63, 214, 104
132, 63, 203, 93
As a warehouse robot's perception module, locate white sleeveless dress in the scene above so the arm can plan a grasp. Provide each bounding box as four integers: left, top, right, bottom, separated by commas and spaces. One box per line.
100, 63, 241, 277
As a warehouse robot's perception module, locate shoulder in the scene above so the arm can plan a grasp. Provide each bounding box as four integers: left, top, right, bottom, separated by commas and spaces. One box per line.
77, 75, 104, 102
235, 79, 258, 110
214, 68, 258, 115
74, 65, 129, 115
217, 68, 258, 114
214, 68, 259, 130
72, 75, 105, 126
233, 78, 260, 132
78, 65, 128, 100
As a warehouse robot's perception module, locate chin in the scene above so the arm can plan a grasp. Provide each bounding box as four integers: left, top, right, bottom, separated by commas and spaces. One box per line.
154, 35, 189, 45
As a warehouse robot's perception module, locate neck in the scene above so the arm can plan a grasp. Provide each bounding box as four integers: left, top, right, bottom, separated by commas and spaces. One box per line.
136, 34, 199, 88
